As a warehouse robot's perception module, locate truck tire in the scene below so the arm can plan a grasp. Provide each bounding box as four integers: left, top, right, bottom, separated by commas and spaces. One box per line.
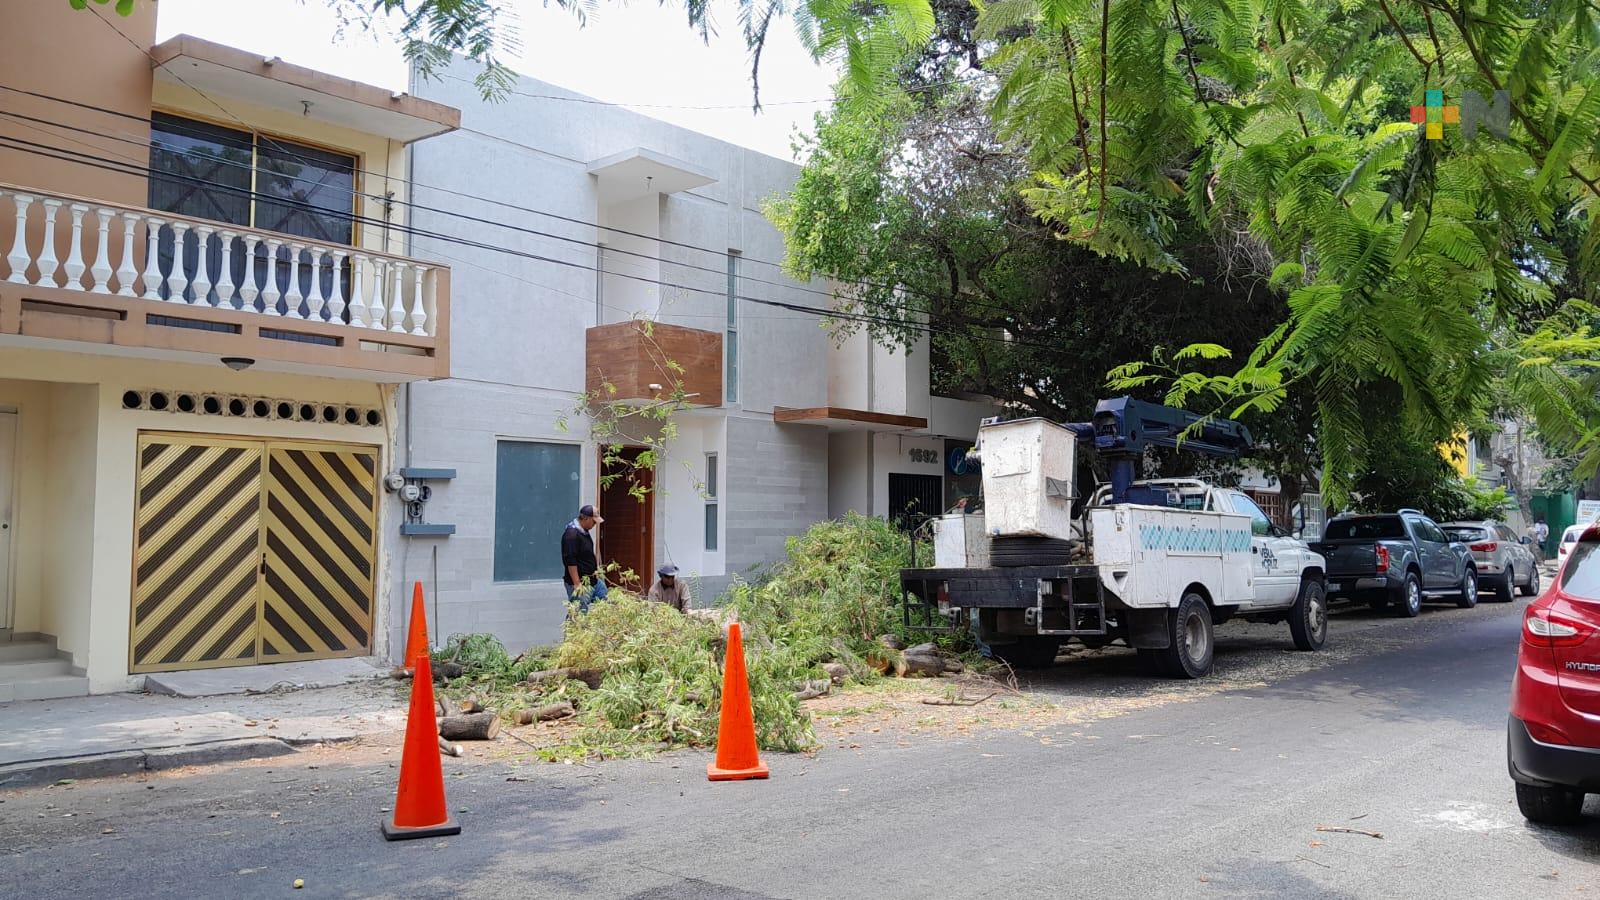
1456, 568, 1479, 609
1394, 571, 1423, 618
1493, 567, 1516, 603
1520, 566, 1540, 598
1289, 578, 1329, 651
1157, 592, 1214, 679
988, 637, 1062, 669
990, 536, 1076, 567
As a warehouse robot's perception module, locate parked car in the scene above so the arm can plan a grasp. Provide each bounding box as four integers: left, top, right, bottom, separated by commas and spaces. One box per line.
1558, 524, 1585, 567
1441, 520, 1540, 602
1312, 510, 1478, 617
1508, 524, 1600, 824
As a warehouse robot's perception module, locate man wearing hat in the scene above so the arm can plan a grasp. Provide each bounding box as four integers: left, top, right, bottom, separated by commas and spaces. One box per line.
561, 504, 607, 612
646, 564, 692, 612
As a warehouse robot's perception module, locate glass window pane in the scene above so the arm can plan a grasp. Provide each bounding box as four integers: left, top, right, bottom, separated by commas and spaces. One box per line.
726, 331, 738, 403
705, 454, 717, 498
494, 441, 581, 582
705, 503, 718, 551
726, 251, 739, 403
254, 136, 356, 246
148, 113, 253, 226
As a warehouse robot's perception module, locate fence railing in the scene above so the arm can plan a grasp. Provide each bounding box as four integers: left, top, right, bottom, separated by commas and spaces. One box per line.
1, 184, 442, 338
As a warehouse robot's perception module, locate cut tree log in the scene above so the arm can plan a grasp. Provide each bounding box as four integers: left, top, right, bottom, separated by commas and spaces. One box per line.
533, 701, 575, 722
437, 712, 501, 741
792, 679, 832, 701
458, 697, 484, 715
438, 737, 464, 757
525, 667, 604, 689
431, 661, 465, 682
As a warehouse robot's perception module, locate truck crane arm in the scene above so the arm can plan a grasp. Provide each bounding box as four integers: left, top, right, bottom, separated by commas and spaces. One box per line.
1079, 397, 1253, 505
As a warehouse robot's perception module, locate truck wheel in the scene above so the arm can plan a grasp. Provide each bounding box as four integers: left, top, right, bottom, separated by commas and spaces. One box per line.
1493, 567, 1516, 603
1519, 566, 1540, 598
1157, 592, 1214, 679
1515, 782, 1586, 825
1456, 568, 1479, 609
1394, 572, 1423, 618
988, 637, 1062, 669
1289, 579, 1328, 651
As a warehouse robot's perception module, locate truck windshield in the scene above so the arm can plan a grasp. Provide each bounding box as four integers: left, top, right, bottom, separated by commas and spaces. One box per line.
1560, 539, 1600, 600
1325, 517, 1405, 540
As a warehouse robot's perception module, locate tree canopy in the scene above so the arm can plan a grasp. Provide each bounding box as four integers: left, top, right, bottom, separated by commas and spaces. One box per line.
771, 0, 1600, 505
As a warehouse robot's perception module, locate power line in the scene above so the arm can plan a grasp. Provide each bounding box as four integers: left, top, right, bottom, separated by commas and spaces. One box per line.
0, 91, 1034, 325
0, 137, 1064, 354
0, 78, 1019, 322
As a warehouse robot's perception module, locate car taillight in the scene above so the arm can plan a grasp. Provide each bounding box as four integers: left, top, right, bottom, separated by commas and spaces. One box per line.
1375, 544, 1390, 572
1525, 609, 1594, 648
1524, 719, 1573, 746
1470, 541, 1497, 552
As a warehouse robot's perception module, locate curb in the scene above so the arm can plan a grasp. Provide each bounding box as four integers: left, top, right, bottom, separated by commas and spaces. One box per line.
0, 737, 299, 789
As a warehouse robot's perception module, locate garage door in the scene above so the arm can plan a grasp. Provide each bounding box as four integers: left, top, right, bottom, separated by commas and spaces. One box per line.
129, 434, 378, 673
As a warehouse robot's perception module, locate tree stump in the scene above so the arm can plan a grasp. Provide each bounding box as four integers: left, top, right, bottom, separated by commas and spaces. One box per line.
437, 712, 500, 741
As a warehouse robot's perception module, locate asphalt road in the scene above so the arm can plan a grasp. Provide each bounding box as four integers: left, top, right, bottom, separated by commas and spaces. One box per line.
3, 597, 1598, 899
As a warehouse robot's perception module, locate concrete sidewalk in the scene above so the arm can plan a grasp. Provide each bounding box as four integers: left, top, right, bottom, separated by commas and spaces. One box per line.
0, 680, 409, 788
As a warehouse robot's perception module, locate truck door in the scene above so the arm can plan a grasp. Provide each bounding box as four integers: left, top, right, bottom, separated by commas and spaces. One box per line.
1229, 491, 1298, 605
1409, 516, 1453, 589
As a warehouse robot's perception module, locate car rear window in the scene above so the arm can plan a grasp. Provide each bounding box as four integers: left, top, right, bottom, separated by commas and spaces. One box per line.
1560, 539, 1600, 600
1444, 526, 1488, 542
1325, 517, 1405, 540
1564, 528, 1582, 543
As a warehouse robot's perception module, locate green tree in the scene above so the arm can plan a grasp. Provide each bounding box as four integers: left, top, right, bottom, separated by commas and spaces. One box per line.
775, 0, 1600, 505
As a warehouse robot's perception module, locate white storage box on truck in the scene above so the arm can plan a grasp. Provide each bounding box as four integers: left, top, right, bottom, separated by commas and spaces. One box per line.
901, 399, 1328, 678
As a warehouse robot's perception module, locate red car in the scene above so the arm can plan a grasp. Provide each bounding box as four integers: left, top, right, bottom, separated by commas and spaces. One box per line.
1508, 525, 1600, 824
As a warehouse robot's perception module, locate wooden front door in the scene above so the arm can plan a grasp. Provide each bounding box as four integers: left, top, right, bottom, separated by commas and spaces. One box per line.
598, 447, 653, 592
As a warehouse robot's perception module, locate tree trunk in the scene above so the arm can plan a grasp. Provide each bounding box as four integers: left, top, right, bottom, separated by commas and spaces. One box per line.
437, 712, 500, 741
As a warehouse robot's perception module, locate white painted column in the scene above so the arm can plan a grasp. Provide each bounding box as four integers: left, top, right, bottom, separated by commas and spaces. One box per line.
238, 234, 261, 312
141, 217, 165, 300
6, 192, 33, 284
327, 249, 347, 324
284, 242, 304, 318
37, 199, 62, 287
260, 238, 283, 316
388, 260, 407, 333
166, 221, 190, 303
215, 231, 236, 307
347, 253, 368, 327
190, 225, 213, 304
305, 246, 326, 320
409, 263, 428, 335
89, 208, 114, 294
61, 203, 88, 291
115, 212, 138, 296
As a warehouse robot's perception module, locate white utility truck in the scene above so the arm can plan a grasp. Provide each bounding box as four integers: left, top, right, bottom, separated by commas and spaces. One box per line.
901, 398, 1328, 678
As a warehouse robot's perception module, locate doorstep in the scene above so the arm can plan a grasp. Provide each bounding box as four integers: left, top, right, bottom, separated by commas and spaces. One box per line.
143, 657, 389, 698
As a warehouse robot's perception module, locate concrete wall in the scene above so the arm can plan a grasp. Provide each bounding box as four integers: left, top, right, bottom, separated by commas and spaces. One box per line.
0, 0, 155, 207
0, 347, 400, 691
395, 62, 837, 651
724, 416, 828, 581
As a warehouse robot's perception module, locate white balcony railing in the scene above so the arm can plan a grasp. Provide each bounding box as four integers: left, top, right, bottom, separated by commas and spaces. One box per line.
0, 185, 439, 337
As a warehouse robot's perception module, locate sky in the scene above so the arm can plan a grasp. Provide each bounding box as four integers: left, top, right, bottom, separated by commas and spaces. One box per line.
154, 0, 838, 161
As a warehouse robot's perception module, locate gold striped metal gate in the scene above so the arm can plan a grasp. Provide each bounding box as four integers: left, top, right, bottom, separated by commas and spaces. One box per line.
129, 434, 378, 673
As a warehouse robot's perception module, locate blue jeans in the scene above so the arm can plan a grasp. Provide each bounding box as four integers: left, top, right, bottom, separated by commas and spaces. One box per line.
566, 577, 608, 613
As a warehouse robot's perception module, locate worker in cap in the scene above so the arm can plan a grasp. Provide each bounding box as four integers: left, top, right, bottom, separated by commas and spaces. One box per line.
561, 504, 607, 612
646, 563, 692, 613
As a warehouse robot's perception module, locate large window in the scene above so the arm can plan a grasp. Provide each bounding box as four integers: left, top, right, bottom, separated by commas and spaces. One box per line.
704, 453, 719, 552
148, 113, 357, 310
148, 113, 356, 244
493, 441, 582, 583
725, 250, 740, 404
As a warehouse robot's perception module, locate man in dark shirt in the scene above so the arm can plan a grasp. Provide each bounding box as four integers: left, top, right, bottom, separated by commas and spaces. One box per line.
561, 504, 607, 612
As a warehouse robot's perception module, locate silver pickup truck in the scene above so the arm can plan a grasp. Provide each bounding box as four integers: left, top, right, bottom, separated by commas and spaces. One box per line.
1310, 510, 1478, 617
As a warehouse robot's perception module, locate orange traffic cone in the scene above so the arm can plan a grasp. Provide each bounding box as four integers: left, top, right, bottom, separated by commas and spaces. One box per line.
382, 655, 461, 840
404, 581, 429, 671
707, 622, 769, 781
